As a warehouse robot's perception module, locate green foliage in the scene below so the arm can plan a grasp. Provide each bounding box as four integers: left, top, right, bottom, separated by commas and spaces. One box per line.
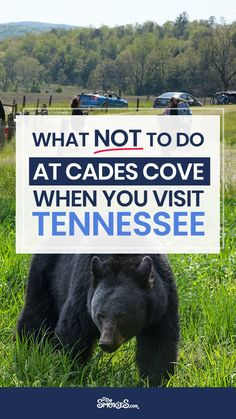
0, 18, 235, 95
55, 86, 63, 93
173, 12, 189, 39
0, 141, 15, 198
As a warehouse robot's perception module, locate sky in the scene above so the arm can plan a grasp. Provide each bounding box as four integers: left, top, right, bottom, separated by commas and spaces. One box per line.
0, 0, 235, 26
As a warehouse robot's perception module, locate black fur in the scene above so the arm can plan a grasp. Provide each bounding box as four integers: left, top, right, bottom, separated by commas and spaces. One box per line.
17, 254, 179, 386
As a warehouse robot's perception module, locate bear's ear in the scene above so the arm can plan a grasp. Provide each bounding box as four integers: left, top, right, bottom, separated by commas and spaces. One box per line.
137, 256, 153, 287
90, 256, 104, 287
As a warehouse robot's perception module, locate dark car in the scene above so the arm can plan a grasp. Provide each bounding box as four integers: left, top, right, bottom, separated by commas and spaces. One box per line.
210, 91, 236, 105
153, 92, 203, 108
79, 91, 128, 109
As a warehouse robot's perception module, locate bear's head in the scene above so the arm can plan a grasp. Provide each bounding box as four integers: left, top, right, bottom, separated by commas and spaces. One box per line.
88, 255, 154, 353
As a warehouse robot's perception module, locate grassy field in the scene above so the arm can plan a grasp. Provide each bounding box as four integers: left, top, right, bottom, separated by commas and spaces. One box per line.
0, 108, 235, 387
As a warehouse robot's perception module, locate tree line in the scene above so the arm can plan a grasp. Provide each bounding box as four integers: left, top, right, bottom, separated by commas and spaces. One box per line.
0, 13, 235, 96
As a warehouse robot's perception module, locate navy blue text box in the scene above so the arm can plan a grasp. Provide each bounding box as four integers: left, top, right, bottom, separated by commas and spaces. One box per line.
29, 157, 210, 186
0, 388, 235, 419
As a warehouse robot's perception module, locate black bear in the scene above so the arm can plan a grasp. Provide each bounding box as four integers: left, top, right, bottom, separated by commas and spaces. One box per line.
17, 254, 179, 386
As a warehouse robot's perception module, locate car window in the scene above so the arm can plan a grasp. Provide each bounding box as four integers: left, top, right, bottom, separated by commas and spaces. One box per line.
182, 94, 194, 101
159, 92, 176, 98
107, 93, 116, 98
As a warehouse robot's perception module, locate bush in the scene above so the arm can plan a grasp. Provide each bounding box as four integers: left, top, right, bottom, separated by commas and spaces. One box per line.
31, 83, 41, 93
55, 87, 63, 93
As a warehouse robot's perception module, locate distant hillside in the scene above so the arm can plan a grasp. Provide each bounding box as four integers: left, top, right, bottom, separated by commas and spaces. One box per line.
0, 17, 235, 96
0, 21, 77, 41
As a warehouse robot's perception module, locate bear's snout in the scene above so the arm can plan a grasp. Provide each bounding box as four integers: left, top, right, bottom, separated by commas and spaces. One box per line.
99, 322, 124, 353
99, 340, 119, 353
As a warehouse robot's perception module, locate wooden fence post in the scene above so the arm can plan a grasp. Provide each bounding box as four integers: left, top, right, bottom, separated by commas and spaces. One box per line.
49, 95, 53, 106
7, 113, 14, 140
13, 99, 17, 116
136, 97, 140, 111
22, 95, 26, 109
35, 98, 40, 115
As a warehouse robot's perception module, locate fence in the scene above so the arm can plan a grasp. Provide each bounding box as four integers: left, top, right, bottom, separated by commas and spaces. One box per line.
0, 93, 212, 112
0, 93, 221, 143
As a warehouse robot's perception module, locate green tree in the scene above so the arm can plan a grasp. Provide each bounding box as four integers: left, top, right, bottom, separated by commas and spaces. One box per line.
174, 12, 189, 38
88, 59, 115, 91
121, 34, 155, 94
2, 44, 20, 89
0, 61, 6, 90
15, 56, 45, 90
208, 23, 236, 90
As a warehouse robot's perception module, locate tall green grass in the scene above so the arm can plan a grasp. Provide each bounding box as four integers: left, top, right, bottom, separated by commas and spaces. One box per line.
0, 141, 15, 198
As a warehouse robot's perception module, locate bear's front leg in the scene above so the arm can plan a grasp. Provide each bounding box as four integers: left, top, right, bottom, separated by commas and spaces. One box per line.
54, 297, 98, 364
136, 325, 179, 386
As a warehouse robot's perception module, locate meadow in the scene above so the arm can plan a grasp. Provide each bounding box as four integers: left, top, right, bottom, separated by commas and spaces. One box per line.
0, 105, 235, 387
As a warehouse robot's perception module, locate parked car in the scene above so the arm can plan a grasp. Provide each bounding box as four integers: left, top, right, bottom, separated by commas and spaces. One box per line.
153, 92, 203, 108
210, 91, 236, 105
79, 91, 128, 108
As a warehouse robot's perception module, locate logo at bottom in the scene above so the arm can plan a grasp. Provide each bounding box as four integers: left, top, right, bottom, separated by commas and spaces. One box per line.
97, 397, 140, 409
